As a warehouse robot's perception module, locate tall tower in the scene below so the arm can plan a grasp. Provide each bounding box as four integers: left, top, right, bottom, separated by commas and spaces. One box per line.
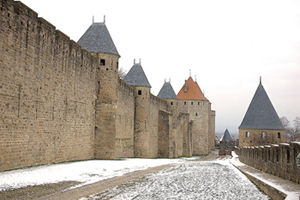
158, 80, 192, 157
78, 18, 120, 159
239, 78, 286, 146
124, 60, 151, 157
177, 76, 213, 155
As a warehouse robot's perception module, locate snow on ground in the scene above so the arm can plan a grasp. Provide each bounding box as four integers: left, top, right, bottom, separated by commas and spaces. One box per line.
83, 158, 270, 200
0, 157, 196, 191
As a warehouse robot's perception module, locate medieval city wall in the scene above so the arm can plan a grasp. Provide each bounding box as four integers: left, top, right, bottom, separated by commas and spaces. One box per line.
0, 0, 97, 171
148, 94, 168, 158
238, 142, 300, 184
116, 79, 135, 158
210, 110, 216, 151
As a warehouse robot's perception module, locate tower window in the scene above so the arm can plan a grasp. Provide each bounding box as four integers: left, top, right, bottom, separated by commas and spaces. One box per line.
246, 132, 250, 138
171, 102, 173, 105
138, 90, 142, 95
278, 132, 281, 138
100, 59, 105, 66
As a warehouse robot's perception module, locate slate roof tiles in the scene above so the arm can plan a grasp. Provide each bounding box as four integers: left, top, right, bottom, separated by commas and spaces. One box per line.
239, 80, 285, 130
77, 22, 119, 56
157, 81, 178, 99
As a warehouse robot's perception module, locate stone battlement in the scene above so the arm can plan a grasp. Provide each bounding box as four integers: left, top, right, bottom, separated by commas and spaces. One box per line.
237, 142, 300, 184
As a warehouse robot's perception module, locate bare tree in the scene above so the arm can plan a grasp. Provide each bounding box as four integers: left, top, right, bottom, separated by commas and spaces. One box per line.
118, 67, 127, 79
280, 116, 300, 142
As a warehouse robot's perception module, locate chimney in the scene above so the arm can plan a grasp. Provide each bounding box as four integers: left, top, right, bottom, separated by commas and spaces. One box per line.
184, 80, 188, 93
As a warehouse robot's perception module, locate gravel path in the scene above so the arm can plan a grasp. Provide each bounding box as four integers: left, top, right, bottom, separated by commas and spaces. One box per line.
0, 151, 227, 200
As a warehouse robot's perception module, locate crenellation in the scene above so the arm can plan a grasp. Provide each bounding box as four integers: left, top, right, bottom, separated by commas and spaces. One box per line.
239, 142, 300, 184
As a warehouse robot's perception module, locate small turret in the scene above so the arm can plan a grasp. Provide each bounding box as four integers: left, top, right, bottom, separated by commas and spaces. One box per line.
124, 59, 151, 157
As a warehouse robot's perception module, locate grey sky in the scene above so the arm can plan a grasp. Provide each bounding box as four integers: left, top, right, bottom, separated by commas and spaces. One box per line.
21, 0, 300, 134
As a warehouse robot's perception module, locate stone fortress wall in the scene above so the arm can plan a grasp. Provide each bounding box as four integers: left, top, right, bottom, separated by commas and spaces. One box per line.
0, 0, 97, 171
0, 0, 215, 172
237, 142, 300, 184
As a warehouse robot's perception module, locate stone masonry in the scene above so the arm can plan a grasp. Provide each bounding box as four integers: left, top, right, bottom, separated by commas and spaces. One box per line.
0, 0, 215, 171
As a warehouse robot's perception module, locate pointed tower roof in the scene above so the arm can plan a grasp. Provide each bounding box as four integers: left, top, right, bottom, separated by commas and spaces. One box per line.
177, 77, 209, 101
157, 81, 178, 99
239, 78, 285, 130
123, 62, 151, 87
77, 21, 119, 56
220, 129, 233, 142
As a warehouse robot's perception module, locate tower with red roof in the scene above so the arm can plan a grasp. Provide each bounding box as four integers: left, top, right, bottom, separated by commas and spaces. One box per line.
177, 76, 215, 155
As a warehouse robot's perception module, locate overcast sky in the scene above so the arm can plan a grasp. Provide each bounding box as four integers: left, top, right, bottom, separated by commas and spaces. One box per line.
21, 0, 300, 134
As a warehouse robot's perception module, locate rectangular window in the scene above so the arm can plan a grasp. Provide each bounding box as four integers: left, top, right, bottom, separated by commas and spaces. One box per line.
191, 102, 193, 105
261, 132, 266, 138
100, 59, 105, 66
246, 132, 250, 138
184, 102, 186, 105
138, 90, 142, 95
278, 132, 281, 138
171, 102, 173, 105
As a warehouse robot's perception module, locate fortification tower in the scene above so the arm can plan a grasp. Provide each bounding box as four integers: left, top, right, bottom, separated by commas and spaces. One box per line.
239, 78, 286, 146
78, 17, 120, 159
124, 60, 151, 157
158, 80, 192, 157
177, 76, 214, 155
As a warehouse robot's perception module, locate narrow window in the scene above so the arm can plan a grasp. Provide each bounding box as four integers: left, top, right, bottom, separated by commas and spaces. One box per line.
184, 102, 186, 105
100, 59, 105, 66
171, 102, 173, 105
198, 102, 200, 105
97, 81, 100, 94
246, 132, 250, 138
278, 132, 281, 138
138, 90, 142, 95
196, 113, 198, 116
191, 102, 193, 105
261, 132, 266, 138
287, 149, 290, 163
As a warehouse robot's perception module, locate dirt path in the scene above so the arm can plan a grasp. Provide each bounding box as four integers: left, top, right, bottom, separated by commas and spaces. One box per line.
0, 150, 222, 200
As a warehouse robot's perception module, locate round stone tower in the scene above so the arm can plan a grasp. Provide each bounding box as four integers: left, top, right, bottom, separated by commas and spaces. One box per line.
78, 18, 120, 159
123, 60, 151, 157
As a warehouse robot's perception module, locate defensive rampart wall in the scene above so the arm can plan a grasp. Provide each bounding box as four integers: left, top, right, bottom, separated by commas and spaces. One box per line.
237, 142, 300, 184
116, 79, 135, 158
0, 0, 97, 171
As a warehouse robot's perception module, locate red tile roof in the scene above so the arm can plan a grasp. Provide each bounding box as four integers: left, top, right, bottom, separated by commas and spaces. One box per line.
177, 77, 209, 101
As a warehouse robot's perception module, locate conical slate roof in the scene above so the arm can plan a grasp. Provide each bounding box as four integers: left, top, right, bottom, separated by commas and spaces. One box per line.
239, 80, 285, 130
220, 129, 233, 142
177, 77, 209, 101
157, 81, 178, 99
77, 22, 119, 55
123, 63, 151, 87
